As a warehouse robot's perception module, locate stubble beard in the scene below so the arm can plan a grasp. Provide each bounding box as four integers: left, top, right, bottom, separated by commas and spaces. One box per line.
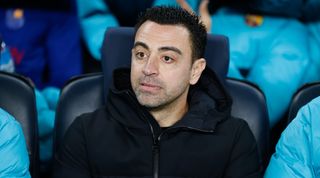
133, 76, 189, 110
133, 76, 167, 108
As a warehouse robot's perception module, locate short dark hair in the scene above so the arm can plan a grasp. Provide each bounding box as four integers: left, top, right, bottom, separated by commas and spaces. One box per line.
135, 6, 207, 62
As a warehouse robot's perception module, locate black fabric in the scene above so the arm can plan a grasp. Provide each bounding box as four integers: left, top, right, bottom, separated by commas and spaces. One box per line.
54, 68, 261, 177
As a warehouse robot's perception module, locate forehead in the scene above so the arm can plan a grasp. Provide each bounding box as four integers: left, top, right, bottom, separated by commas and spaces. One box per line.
135, 21, 191, 51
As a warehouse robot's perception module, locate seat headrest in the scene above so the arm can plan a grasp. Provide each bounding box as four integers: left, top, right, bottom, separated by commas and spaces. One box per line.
101, 27, 229, 95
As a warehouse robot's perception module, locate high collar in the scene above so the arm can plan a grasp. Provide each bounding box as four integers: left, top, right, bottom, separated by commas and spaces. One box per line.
106, 67, 233, 132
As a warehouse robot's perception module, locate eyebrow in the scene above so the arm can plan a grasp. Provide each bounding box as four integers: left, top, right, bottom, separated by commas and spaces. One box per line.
159, 46, 182, 55
133, 41, 182, 55
133, 41, 149, 50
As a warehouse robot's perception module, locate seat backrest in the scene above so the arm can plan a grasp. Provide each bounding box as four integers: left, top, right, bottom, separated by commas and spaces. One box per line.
101, 27, 229, 97
0, 71, 39, 178
287, 82, 320, 123
226, 78, 270, 168
54, 73, 104, 152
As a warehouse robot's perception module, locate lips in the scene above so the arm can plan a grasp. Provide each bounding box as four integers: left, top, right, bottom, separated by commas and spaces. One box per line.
139, 82, 161, 92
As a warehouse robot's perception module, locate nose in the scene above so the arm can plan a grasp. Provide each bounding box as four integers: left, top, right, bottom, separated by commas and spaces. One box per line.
142, 57, 159, 76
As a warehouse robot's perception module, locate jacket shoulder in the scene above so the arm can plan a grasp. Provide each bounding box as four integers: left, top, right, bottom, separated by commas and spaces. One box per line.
0, 108, 30, 177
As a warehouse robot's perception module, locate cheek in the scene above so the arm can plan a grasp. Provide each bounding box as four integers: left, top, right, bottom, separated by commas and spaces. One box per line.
131, 58, 147, 71
162, 68, 192, 87
130, 66, 139, 86
130, 62, 141, 78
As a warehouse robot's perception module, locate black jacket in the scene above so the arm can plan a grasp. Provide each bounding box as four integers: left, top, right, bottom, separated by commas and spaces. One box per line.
54, 68, 262, 178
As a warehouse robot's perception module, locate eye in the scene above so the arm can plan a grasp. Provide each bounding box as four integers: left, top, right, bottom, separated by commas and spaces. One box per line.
135, 52, 147, 60
162, 56, 174, 63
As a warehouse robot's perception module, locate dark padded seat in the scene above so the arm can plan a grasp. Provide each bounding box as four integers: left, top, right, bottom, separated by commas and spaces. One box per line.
226, 78, 270, 167
287, 82, 320, 123
54, 73, 104, 152
0, 71, 39, 178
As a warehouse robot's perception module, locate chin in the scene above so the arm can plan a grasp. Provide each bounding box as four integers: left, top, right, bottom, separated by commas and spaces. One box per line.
139, 101, 157, 108
138, 99, 161, 109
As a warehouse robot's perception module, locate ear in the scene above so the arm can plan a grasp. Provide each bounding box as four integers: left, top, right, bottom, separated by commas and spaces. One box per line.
190, 58, 206, 85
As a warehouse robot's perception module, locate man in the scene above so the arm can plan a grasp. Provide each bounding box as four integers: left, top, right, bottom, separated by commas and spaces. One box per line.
0, 108, 30, 178
54, 6, 261, 177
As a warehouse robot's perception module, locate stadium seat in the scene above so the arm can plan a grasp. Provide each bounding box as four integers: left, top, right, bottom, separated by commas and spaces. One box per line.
226, 78, 269, 168
287, 82, 320, 123
0, 71, 39, 178
54, 73, 104, 153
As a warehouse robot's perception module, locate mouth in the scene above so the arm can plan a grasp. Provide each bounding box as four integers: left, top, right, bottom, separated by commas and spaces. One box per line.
139, 82, 161, 92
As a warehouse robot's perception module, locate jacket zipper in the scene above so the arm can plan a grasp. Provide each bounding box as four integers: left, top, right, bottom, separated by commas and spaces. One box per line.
152, 139, 160, 178
126, 91, 160, 178
126, 91, 215, 178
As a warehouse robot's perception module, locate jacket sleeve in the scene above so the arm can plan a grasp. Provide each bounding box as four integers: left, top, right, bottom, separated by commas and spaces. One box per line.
247, 19, 309, 127
76, 0, 119, 60
224, 120, 262, 178
0, 108, 31, 178
53, 116, 91, 178
210, 8, 310, 128
264, 96, 320, 178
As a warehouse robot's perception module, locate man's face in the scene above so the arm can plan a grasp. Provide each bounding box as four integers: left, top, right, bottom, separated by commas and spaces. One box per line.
131, 21, 204, 109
